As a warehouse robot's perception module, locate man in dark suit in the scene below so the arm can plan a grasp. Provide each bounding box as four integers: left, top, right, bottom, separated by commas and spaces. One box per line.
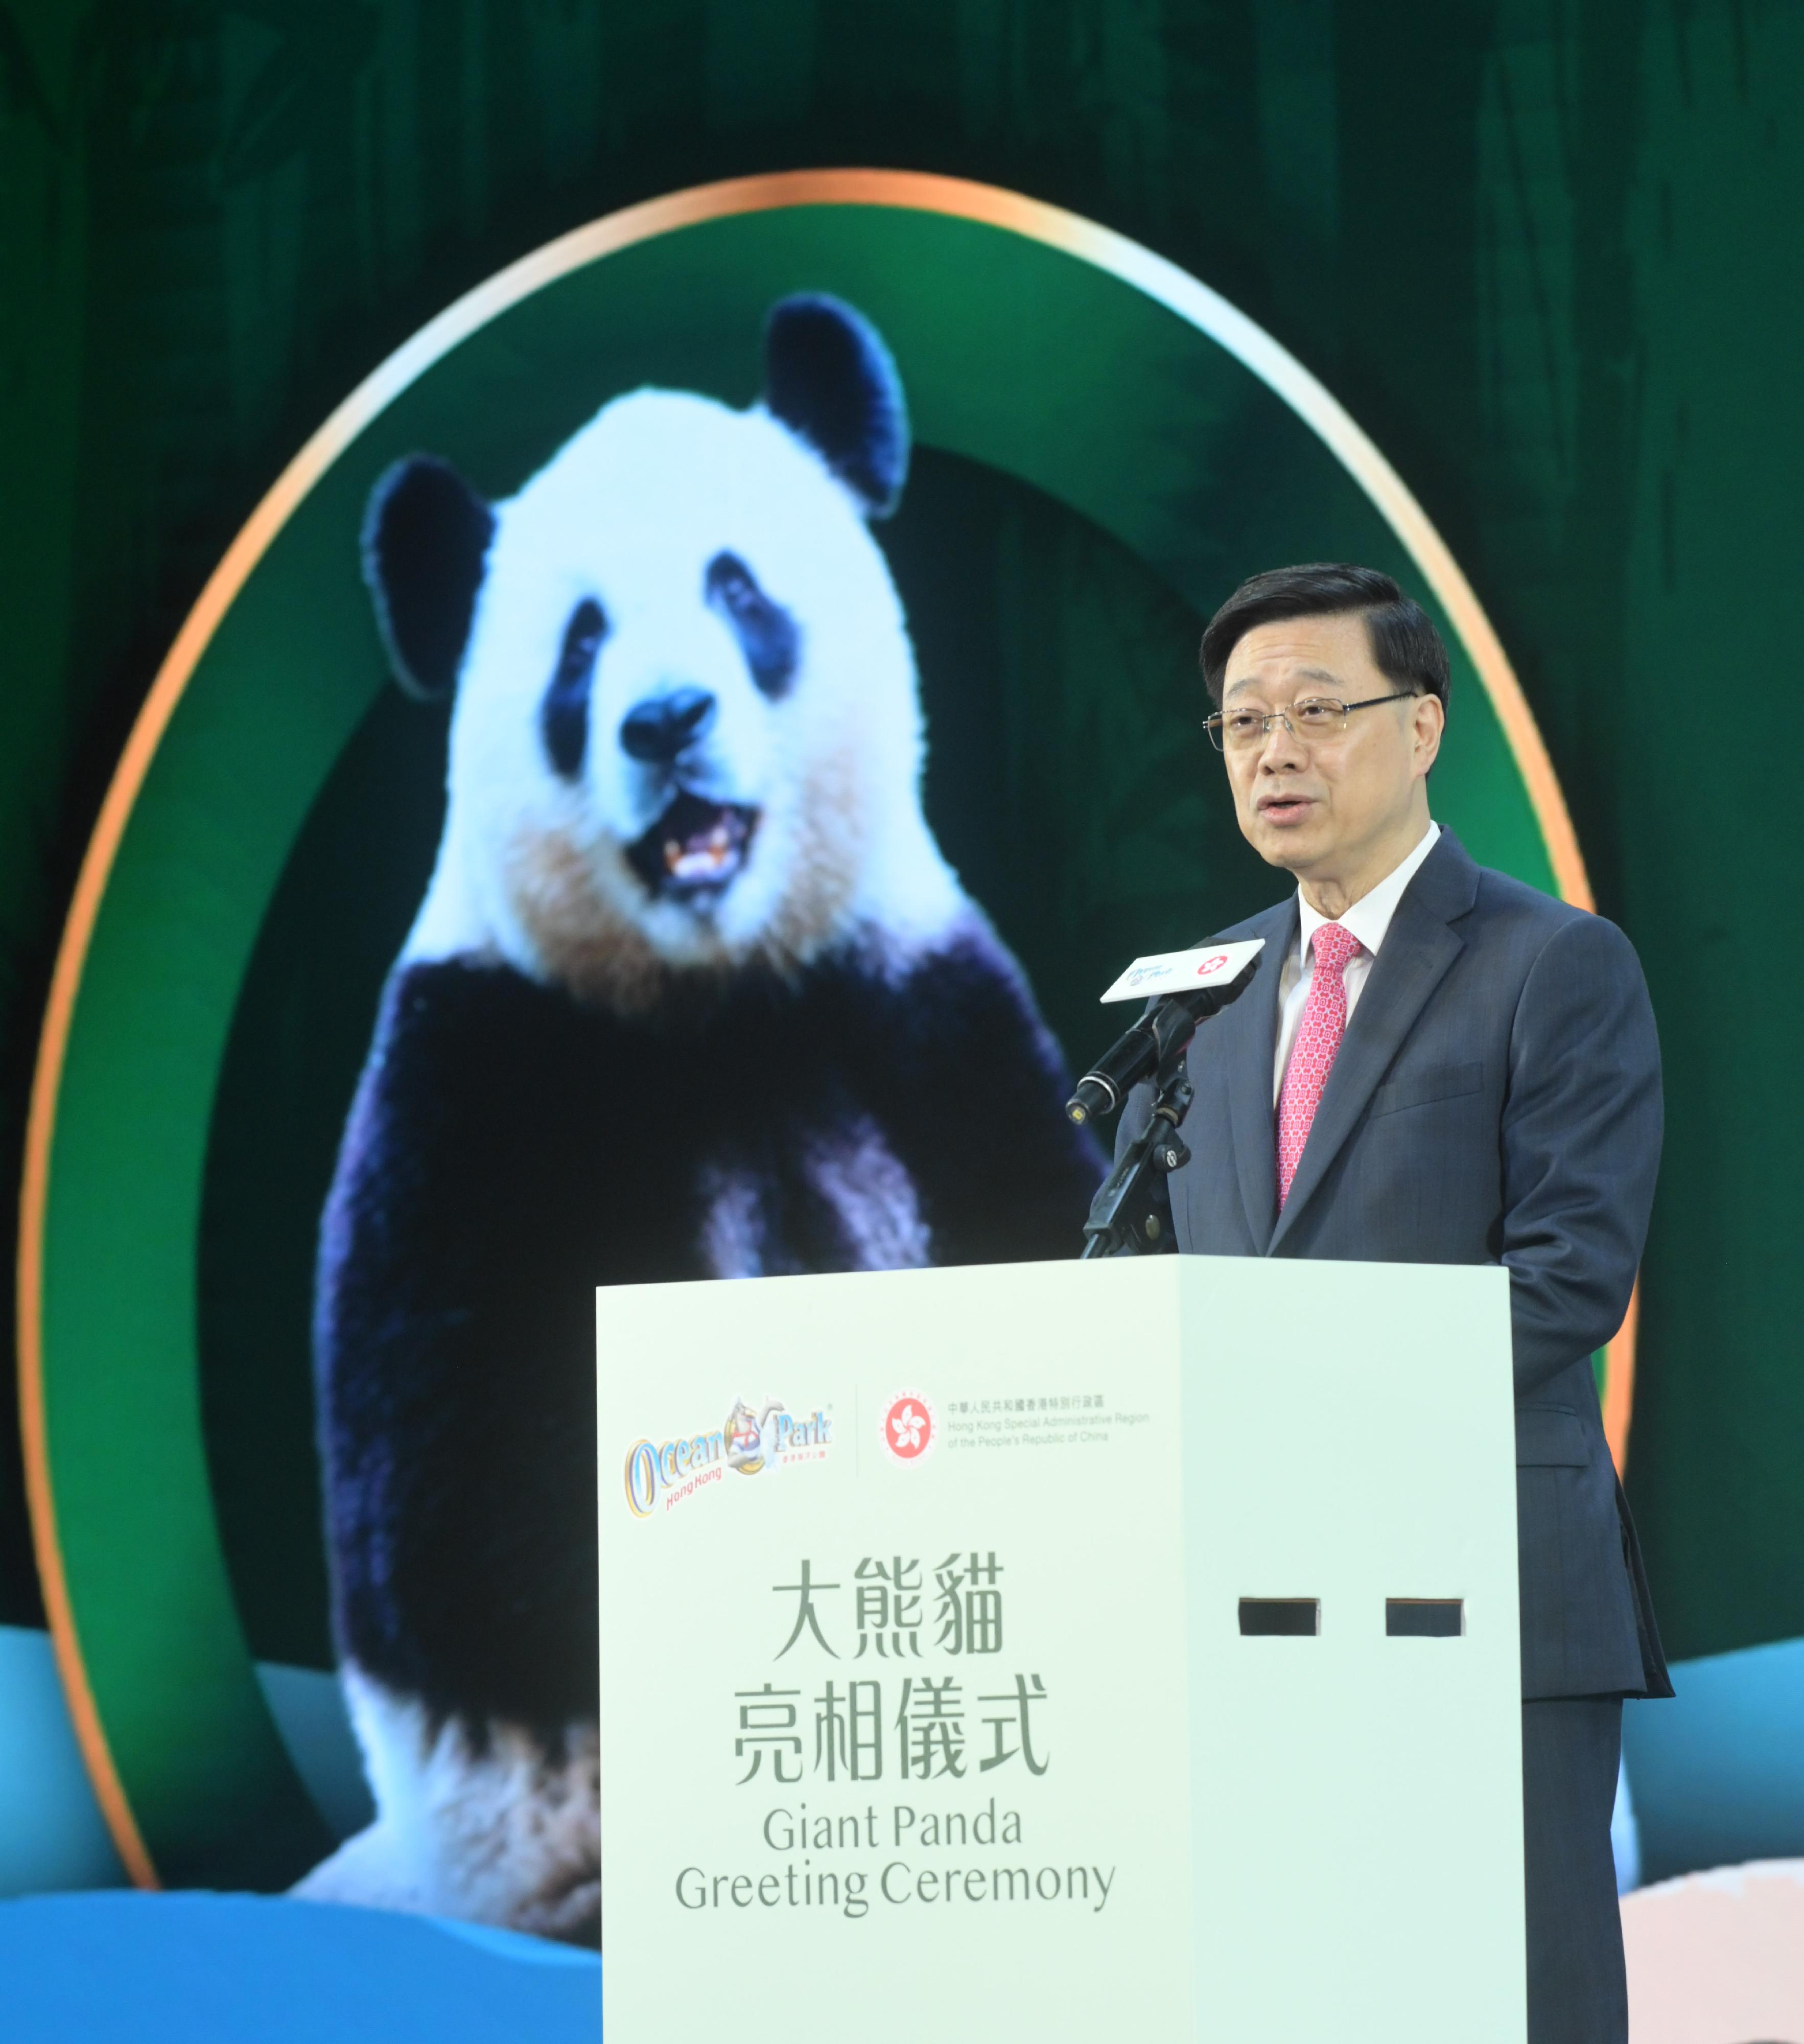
1122, 563, 1668, 2044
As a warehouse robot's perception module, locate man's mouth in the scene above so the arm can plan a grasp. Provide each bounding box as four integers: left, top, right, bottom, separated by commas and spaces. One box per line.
1257, 793, 1315, 825
625, 792, 760, 897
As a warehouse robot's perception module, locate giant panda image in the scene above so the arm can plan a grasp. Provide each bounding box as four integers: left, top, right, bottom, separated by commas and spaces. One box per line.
294, 294, 1105, 1941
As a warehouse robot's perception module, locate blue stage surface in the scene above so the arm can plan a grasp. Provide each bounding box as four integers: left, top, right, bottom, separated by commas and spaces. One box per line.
0, 1893, 600, 2042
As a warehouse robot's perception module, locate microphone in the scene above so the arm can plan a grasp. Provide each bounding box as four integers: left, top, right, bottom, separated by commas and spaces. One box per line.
1065, 940, 1264, 1124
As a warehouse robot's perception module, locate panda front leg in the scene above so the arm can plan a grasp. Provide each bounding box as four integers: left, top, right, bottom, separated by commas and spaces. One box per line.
297, 1390, 606, 1945
836, 919, 1108, 1264
297, 960, 645, 1943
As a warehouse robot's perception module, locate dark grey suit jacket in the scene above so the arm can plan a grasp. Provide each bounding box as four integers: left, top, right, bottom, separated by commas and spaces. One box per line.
1122, 829, 1670, 1701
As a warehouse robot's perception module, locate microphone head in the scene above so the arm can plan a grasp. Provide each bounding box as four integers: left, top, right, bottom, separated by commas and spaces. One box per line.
1065, 1074, 1118, 1124
1068, 938, 1263, 1126
1096, 938, 1264, 1006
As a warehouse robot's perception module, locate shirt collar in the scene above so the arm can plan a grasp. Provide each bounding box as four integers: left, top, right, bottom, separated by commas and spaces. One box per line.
1297, 819, 1441, 964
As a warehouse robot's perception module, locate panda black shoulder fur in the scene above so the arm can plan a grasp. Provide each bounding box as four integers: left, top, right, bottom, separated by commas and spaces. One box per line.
295, 296, 1104, 1941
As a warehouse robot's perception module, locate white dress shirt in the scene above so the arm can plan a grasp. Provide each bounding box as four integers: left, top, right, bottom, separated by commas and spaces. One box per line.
1272, 820, 1442, 1103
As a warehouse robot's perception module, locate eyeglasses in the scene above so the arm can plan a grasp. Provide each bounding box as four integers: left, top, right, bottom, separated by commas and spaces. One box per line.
1203, 691, 1417, 753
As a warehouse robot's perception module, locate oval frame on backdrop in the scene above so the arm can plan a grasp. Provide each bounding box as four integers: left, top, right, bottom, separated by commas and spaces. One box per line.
16, 169, 1630, 1889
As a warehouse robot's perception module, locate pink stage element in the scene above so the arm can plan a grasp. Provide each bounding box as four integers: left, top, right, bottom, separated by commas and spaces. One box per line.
1622, 1859, 1804, 2043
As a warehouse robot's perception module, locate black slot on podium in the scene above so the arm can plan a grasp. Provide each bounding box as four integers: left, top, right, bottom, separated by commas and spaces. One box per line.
1238, 1597, 1321, 1636
1386, 1598, 1464, 1637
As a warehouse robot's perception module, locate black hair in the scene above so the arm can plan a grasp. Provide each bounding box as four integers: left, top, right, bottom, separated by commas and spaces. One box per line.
1198, 563, 1450, 713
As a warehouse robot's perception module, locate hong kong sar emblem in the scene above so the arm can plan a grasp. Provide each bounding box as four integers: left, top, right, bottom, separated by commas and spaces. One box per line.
880, 1390, 936, 1465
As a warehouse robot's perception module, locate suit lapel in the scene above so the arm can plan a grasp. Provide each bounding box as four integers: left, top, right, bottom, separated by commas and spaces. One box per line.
1213, 897, 1294, 1253
1268, 832, 1478, 1252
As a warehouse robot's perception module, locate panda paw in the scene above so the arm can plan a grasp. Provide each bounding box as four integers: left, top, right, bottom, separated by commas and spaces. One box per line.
293, 1816, 601, 1947
294, 1663, 602, 1947
291, 1820, 433, 1918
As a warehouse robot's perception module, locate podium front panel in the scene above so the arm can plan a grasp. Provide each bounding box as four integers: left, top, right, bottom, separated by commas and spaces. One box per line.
597, 1255, 1522, 2041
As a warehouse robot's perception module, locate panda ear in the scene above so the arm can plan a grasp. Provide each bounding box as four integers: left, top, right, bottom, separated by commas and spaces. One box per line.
361, 455, 495, 701
763, 294, 909, 519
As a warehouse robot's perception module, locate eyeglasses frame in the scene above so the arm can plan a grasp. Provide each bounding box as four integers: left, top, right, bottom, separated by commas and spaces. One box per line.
1202, 689, 1420, 753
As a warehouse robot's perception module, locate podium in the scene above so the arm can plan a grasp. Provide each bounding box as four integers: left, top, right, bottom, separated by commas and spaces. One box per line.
597, 1255, 1525, 2042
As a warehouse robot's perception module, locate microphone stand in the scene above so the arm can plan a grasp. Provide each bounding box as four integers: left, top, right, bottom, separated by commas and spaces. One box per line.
1080, 1046, 1194, 1259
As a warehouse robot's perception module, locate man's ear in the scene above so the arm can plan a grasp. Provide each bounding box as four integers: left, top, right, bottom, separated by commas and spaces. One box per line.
361, 456, 495, 700
1414, 690, 1446, 775
763, 294, 910, 518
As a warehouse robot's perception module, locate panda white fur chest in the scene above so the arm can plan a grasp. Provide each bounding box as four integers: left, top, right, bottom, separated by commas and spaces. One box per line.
300, 296, 1103, 1941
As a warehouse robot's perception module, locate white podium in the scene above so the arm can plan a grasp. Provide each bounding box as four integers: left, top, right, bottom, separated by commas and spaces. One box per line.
598, 1255, 1524, 2042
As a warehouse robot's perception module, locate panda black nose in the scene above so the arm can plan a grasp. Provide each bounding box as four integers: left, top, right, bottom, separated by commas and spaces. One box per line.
618, 687, 717, 764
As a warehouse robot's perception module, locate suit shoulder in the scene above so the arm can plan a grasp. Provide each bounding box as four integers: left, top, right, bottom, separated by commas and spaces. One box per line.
1192, 896, 1295, 947
1466, 869, 1649, 1016
1468, 863, 1584, 928
1470, 865, 1638, 951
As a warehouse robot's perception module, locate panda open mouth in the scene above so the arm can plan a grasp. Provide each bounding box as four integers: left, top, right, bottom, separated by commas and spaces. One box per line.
625, 792, 760, 897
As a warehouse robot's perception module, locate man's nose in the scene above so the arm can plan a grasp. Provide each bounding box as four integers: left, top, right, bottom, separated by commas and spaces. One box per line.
618, 686, 717, 764
1256, 716, 1306, 768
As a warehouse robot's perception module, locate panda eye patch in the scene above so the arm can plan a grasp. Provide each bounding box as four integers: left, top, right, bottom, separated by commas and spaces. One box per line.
705, 551, 799, 699
540, 596, 607, 780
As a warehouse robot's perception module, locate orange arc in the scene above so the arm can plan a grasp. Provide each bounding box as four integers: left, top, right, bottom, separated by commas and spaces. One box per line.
17, 168, 1612, 1885
1602, 1281, 1639, 1477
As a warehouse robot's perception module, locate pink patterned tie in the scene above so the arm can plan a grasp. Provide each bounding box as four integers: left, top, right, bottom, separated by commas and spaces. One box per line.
1277, 922, 1363, 1209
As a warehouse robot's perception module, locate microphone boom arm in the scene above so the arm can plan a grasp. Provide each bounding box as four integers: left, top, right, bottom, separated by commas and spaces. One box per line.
1069, 945, 1261, 1259
1079, 1041, 1192, 1259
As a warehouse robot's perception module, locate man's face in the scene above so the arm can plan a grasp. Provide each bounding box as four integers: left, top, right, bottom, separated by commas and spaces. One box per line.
1219, 611, 1442, 881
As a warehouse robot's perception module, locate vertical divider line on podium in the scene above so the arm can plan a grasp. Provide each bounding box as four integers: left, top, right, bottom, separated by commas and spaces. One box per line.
1176, 1256, 1526, 2042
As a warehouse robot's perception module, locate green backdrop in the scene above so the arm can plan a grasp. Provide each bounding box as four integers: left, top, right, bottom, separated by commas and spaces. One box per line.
29, 187, 1557, 1884
2, 0, 1799, 1712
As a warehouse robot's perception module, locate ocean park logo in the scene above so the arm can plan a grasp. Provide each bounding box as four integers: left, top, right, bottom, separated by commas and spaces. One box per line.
624, 1400, 833, 1518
